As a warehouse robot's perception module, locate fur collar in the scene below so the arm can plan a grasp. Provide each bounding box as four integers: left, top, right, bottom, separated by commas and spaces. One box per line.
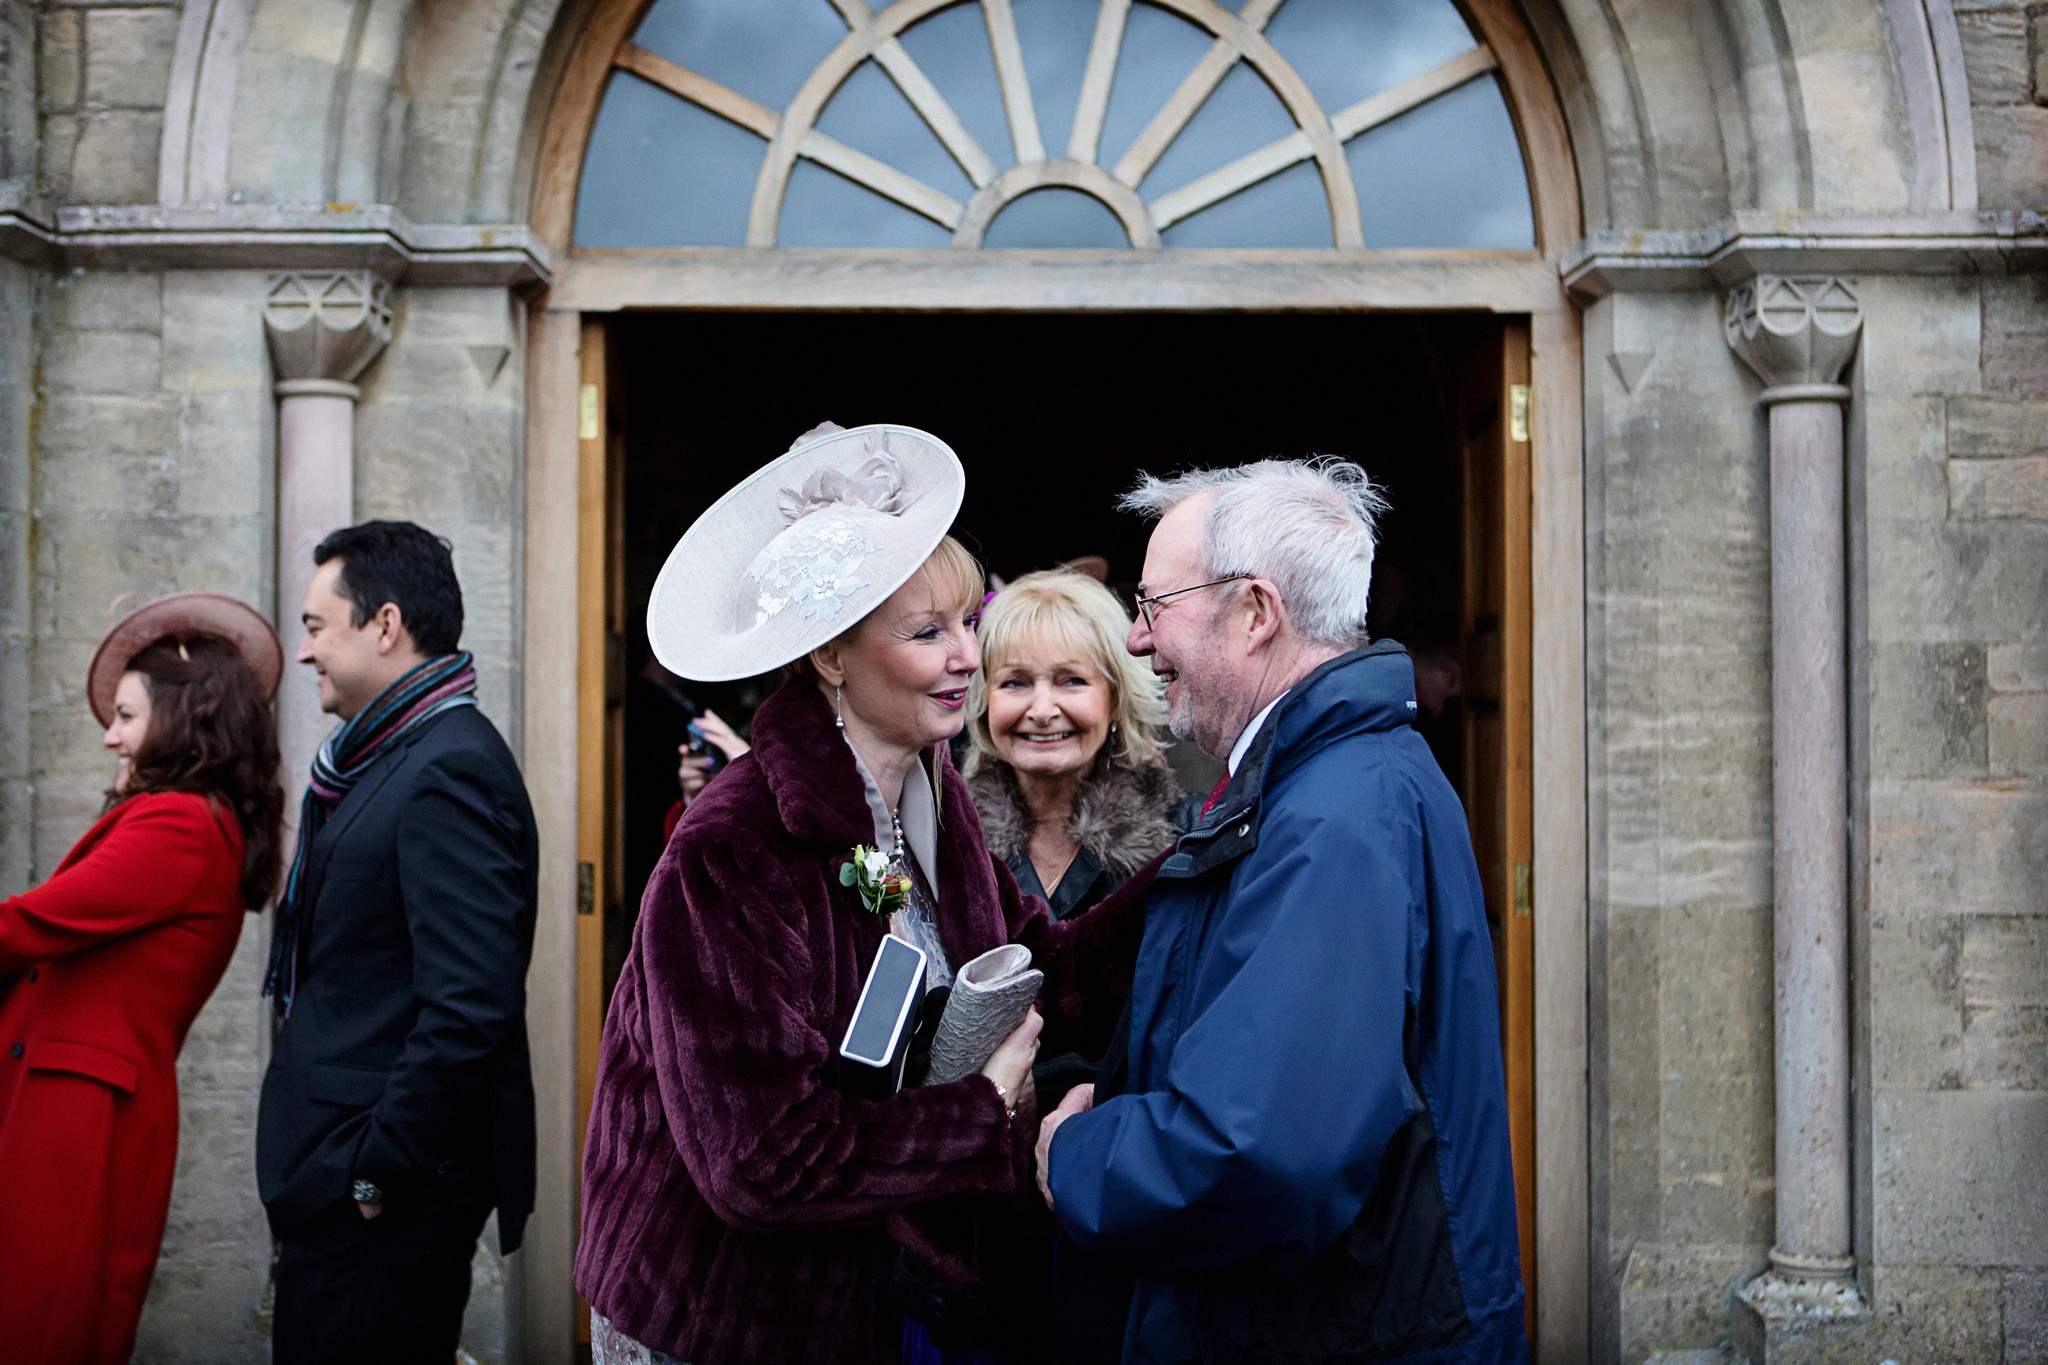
967, 759, 1181, 880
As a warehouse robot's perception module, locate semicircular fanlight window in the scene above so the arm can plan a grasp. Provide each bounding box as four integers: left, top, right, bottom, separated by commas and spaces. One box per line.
573, 0, 1536, 250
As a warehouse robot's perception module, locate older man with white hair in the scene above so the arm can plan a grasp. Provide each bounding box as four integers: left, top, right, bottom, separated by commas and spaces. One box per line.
1034, 459, 1528, 1364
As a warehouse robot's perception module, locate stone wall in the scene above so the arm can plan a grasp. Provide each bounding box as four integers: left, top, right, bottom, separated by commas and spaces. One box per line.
35, 0, 176, 204
352, 284, 527, 737
0, 254, 32, 901
1583, 270, 2048, 1363
1854, 272, 2048, 1357
1955, 0, 2048, 208
1584, 290, 1781, 1360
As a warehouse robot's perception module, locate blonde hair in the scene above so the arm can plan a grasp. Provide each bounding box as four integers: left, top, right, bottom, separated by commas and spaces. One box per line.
915, 535, 985, 619
792, 535, 985, 682
965, 570, 1168, 777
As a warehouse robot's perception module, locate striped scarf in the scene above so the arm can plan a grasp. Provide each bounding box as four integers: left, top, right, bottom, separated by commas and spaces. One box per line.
264, 651, 479, 1017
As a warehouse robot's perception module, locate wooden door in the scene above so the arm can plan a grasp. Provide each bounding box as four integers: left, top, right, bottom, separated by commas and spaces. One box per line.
574, 316, 627, 1344
1457, 319, 1536, 1333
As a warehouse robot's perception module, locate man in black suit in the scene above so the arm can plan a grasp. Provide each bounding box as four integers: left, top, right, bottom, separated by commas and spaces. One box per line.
257, 521, 538, 1364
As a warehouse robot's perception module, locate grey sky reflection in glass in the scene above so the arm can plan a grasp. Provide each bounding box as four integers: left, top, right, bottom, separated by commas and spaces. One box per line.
571, 0, 1535, 251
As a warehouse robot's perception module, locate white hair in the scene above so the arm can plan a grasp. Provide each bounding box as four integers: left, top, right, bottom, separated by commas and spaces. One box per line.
1120, 457, 1390, 647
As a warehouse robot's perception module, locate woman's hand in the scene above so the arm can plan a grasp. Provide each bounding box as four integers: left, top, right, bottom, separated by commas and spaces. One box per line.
979, 1008, 1043, 1110
694, 710, 749, 761
677, 710, 751, 807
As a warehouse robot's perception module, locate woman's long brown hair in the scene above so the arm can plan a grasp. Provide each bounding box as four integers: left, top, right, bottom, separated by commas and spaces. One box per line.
107, 635, 285, 910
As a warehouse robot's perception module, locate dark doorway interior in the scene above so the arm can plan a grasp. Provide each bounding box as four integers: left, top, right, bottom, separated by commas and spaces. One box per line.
611, 309, 1497, 960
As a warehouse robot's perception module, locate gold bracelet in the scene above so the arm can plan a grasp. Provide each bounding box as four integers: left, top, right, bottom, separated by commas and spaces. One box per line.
992, 1079, 1017, 1118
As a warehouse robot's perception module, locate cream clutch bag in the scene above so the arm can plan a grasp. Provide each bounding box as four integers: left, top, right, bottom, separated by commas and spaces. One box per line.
921, 944, 1044, 1086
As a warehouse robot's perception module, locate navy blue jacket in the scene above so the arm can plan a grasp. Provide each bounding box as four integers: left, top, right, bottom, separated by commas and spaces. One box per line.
1047, 644, 1527, 1363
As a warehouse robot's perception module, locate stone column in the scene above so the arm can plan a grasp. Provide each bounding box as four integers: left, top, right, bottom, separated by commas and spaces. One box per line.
263, 272, 392, 793
1724, 276, 1868, 1335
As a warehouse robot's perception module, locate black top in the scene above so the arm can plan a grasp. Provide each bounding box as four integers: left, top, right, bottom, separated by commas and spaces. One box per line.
255, 705, 539, 1252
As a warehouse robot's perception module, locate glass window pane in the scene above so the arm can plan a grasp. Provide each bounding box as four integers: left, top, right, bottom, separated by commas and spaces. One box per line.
574, 71, 762, 247
897, 3, 1014, 171
1011, 0, 1101, 161
1264, 0, 1476, 114
816, 60, 976, 199
632, 0, 849, 112
778, 158, 954, 247
1096, 4, 1216, 172
1347, 75, 1534, 247
1160, 156, 1329, 247
1141, 61, 1296, 194
984, 186, 1131, 247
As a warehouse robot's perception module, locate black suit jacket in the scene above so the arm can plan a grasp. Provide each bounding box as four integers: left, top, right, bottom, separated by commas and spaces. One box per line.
256, 704, 539, 1252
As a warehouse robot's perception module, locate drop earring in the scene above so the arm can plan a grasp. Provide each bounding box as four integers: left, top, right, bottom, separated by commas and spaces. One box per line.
834, 684, 845, 732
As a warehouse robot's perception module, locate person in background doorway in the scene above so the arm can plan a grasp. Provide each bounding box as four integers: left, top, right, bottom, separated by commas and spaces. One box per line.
1035, 459, 1527, 1364
0, 592, 284, 1365
257, 521, 539, 1365
664, 706, 750, 841
964, 569, 1184, 923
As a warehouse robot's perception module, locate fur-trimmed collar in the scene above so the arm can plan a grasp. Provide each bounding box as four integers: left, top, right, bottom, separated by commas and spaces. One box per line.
966, 759, 1181, 880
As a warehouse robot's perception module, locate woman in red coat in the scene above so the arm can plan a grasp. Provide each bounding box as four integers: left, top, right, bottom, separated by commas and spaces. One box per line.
0, 592, 285, 1365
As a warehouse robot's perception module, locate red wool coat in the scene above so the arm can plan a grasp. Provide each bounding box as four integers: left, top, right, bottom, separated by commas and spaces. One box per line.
574, 678, 1151, 1364
0, 792, 248, 1365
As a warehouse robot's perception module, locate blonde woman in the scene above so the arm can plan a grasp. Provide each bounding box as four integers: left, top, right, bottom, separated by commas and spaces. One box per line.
965, 570, 1186, 920
575, 427, 1153, 1365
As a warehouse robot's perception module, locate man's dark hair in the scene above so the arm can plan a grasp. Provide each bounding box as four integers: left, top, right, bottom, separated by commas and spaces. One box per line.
313, 520, 465, 656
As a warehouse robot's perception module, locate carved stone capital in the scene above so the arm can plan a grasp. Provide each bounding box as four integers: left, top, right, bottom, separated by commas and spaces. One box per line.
1724, 275, 1862, 398
263, 272, 393, 395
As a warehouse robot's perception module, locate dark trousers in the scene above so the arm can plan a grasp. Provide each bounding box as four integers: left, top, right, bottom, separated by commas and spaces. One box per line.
273, 1193, 492, 1365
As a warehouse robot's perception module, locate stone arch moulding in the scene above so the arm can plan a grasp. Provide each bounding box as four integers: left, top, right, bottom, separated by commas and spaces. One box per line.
528, 0, 1582, 257
159, 0, 253, 204
1881, 0, 1977, 211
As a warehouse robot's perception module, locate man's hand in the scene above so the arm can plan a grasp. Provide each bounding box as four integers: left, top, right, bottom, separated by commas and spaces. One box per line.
356, 1198, 384, 1221
1035, 1083, 1095, 1210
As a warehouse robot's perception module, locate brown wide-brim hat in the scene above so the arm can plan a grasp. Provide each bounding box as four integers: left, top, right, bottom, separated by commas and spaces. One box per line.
87, 591, 284, 726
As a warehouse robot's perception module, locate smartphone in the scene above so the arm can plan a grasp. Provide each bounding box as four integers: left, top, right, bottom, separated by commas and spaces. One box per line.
840, 935, 928, 1096
685, 719, 727, 774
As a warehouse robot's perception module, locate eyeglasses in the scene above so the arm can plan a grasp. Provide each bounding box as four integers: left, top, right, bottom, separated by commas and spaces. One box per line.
1132, 575, 1249, 629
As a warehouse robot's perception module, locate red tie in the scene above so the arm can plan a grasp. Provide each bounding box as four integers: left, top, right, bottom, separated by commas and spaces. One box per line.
1200, 773, 1231, 818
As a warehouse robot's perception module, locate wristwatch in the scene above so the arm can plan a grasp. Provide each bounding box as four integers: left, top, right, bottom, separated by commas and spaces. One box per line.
351, 1178, 383, 1204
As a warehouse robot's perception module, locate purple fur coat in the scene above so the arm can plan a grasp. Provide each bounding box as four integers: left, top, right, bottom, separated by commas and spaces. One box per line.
574, 677, 1151, 1364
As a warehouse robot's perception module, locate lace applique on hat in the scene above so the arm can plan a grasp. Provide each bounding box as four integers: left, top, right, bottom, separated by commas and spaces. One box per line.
745, 447, 928, 627
749, 514, 880, 626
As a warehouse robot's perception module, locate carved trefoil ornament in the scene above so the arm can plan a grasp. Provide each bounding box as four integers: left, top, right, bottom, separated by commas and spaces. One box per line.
1723, 276, 1863, 396
263, 272, 395, 398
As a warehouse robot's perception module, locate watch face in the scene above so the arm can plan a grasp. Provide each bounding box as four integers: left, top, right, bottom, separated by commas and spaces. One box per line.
351, 1178, 381, 1202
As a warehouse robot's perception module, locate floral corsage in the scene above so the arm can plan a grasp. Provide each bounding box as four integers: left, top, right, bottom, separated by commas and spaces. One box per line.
840, 845, 913, 917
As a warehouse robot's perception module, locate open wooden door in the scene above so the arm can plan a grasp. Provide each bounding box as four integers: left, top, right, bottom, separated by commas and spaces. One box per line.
574, 316, 626, 1345
1457, 319, 1536, 1335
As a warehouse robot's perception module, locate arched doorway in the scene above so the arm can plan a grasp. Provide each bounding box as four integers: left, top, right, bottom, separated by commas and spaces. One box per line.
523, 1, 1587, 1355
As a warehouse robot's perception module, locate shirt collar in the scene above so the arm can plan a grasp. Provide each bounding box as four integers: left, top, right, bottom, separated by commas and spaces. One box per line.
846, 737, 940, 878
1228, 693, 1286, 777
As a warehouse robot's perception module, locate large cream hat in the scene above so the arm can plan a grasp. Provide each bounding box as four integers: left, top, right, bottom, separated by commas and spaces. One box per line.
647, 423, 966, 682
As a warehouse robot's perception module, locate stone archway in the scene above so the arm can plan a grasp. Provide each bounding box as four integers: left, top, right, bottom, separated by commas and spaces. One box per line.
520, 2, 1592, 1359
